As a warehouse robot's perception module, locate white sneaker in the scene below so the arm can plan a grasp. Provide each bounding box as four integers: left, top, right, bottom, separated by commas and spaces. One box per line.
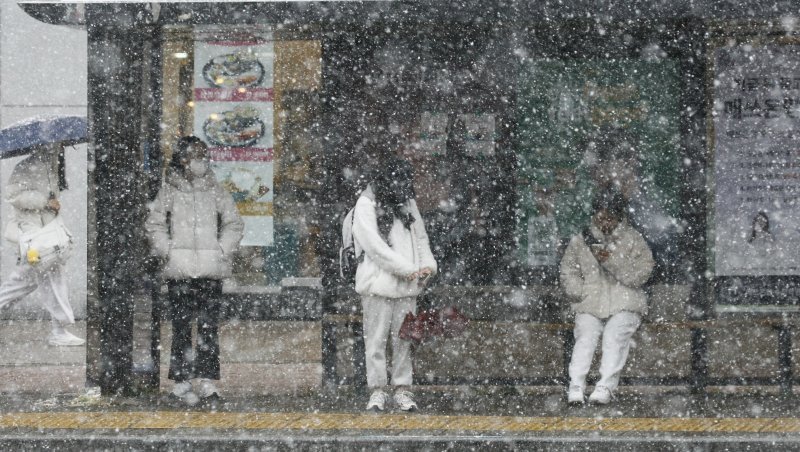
567, 385, 585, 404
366, 389, 389, 412
181, 392, 200, 406
393, 390, 418, 412
196, 378, 219, 399
170, 382, 199, 406
588, 385, 612, 405
47, 330, 85, 346
171, 381, 192, 397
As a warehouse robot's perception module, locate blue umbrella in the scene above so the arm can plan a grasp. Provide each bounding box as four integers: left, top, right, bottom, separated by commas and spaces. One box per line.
0, 115, 87, 191
0, 115, 87, 159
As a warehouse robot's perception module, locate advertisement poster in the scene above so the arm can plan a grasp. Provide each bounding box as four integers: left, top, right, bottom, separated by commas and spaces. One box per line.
193, 34, 274, 246
712, 43, 800, 307
515, 59, 682, 268
713, 44, 800, 277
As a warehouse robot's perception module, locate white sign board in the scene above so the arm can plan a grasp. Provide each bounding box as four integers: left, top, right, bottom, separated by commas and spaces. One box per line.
713, 44, 800, 276
193, 33, 275, 246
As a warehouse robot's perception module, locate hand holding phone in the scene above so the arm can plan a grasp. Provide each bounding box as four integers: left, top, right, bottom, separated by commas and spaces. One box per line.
591, 244, 610, 263
417, 267, 433, 286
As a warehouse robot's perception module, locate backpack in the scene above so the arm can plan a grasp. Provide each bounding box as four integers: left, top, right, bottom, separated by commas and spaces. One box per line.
339, 206, 362, 284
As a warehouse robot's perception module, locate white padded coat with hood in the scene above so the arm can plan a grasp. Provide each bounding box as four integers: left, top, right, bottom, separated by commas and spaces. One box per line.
146, 169, 244, 280
352, 185, 437, 299
4, 151, 59, 240
559, 219, 654, 319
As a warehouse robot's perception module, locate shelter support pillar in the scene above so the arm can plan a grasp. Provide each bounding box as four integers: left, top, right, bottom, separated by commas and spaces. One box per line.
86, 5, 152, 395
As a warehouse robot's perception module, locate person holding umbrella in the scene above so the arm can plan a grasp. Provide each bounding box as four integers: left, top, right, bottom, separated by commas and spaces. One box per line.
0, 142, 84, 346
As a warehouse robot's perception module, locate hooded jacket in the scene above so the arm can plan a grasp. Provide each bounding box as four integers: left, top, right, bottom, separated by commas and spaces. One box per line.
352, 185, 437, 299
559, 219, 654, 319
146, 169, 244, 280
4, 152, 59, 241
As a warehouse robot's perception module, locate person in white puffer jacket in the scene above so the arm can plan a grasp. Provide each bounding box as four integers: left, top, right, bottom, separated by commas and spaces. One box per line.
146, 136, 243, 406
352, 157, 437, 413
0, 144, 84, 346
560, 191, 654, 405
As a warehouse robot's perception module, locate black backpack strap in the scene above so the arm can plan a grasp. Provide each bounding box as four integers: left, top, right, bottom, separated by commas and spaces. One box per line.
350, 207, 364, 260
581, 227, 600, 248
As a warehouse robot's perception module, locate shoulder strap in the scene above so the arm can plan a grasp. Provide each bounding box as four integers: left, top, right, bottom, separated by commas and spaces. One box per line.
162, 181, 174, 237
582, 227, 600, 247
342, 207, 355, 246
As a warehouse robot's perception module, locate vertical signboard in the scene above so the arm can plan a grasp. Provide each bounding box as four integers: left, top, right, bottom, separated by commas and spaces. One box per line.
713, 42, 800, 308
193, 33, 275, 246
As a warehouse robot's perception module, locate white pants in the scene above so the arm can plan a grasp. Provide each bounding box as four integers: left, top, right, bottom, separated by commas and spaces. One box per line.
0, 263, 74, 325
361, 295, 416, 388
569, 311, 641, 392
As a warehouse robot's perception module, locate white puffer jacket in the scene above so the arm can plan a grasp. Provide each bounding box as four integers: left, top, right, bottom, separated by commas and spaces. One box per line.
352, 186, 437, 299
146, 170, 244, 280
4, 152, 59, 241
559, 220, 654, 319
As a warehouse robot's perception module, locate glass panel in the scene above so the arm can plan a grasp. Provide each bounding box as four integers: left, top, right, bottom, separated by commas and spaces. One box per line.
515, 58, 684, 283
324, 31, 516, 287
160, 28, 322, 287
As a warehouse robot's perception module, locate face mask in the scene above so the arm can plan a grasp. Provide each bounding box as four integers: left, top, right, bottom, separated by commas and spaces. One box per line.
189, 159, 208, 177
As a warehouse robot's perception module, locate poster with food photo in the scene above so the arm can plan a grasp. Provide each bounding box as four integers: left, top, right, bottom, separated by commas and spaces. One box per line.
194, 39, 274, 100
196, 103, 273, 151
214, 161, 274, 246
194, 36, 275, 246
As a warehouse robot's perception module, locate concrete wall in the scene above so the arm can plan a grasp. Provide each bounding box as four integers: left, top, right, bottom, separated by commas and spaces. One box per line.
0, 3, 87, 319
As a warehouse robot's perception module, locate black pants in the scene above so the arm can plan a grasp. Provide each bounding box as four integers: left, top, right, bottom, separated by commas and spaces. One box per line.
167, 279, 222, 382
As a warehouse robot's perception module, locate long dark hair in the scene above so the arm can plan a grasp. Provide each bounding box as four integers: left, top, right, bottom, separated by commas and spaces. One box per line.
591, 189, 628, 220
749, 211, 770, 243
372, 157, 416, 239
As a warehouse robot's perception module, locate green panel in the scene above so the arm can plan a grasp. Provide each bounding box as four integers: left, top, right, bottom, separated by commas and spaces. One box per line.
515, 59, 681, 264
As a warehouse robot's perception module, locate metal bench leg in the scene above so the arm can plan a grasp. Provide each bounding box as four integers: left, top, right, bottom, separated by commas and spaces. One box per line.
321, 320, 338, 388
690, 327, 708, 397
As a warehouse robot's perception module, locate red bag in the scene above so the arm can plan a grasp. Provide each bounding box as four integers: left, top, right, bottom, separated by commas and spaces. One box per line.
439, 306, 470, 337
399, 306, 469, 344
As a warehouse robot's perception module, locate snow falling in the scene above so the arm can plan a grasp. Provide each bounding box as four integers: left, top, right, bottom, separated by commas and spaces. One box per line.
0, 1, 798, 449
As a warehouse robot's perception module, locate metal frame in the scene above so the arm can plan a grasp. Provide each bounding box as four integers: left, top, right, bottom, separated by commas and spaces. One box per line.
18, 1, 800, 396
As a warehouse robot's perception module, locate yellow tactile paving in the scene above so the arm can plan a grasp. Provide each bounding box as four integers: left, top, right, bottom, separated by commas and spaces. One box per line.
0, 412, 799, 434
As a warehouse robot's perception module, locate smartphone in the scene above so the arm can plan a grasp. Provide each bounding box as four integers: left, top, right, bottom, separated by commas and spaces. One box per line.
418, 273, 431, 286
